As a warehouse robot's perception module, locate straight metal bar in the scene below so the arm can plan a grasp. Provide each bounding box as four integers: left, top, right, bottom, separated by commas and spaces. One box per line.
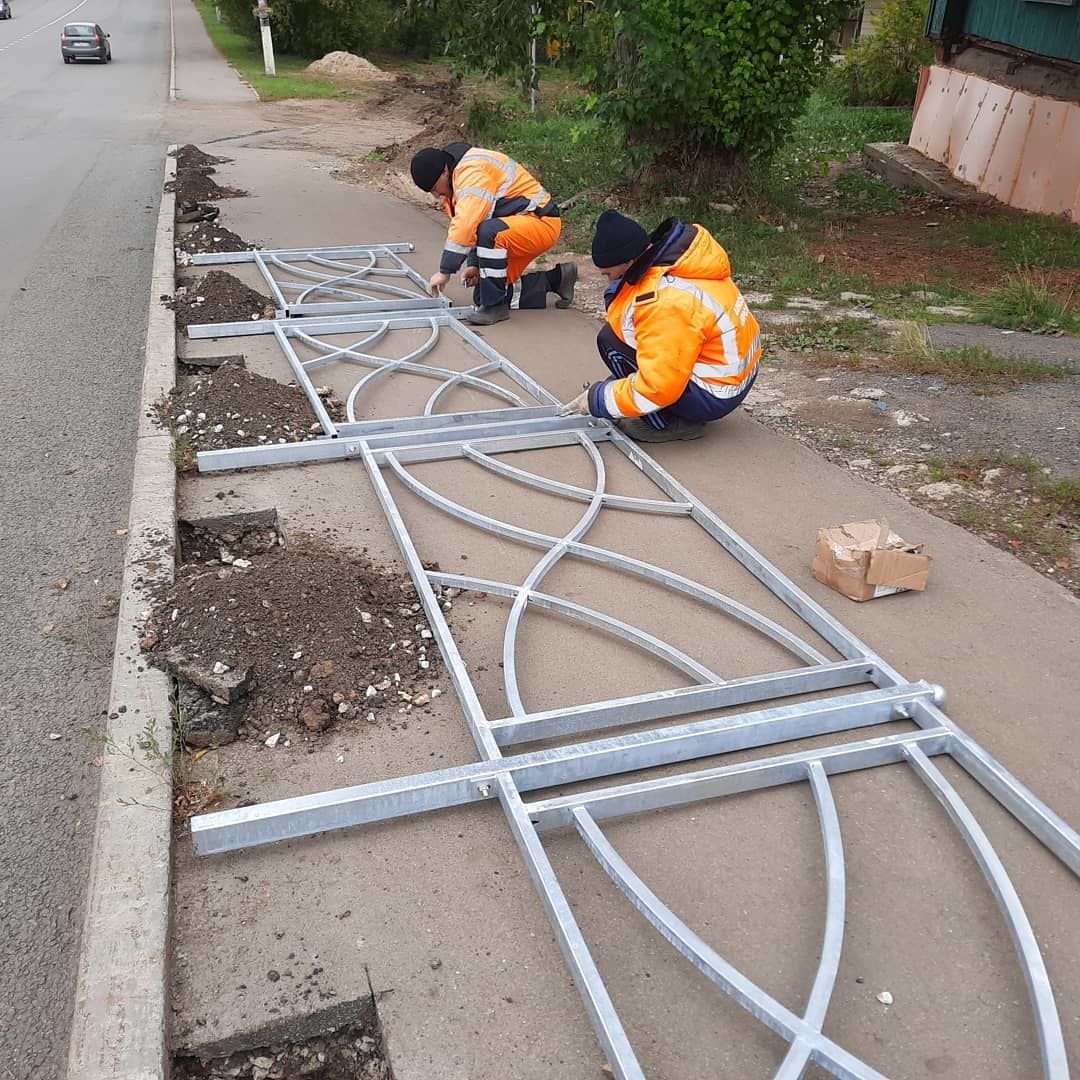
189, 243, 416, 264
361, 442, 501, 760
904, 745, 1069, 1078
524, 727, 949, 830
499, 777, 645, 1080
466, 655, 879, 747
191, 686, 939, 855
195, 425, 610, 473
253, 251, 289, 312
908, 699, 1080, 875
334, 405, 560, 438
273, 322, 338, 436
280, 298, 449, 317
186, 310, 470, 339
571, 806, 887, 1080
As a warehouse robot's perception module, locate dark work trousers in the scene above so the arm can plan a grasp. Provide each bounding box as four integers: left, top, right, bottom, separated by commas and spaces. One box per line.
472, 215, 561, 310
596, 323, 757, 430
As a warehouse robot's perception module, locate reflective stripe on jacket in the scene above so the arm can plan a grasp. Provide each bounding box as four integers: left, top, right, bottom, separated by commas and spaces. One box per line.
437, 142, 556, 274
588, 222, 761, 420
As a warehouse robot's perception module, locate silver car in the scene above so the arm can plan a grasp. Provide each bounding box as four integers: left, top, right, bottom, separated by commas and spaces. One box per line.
61, 22, 111, 63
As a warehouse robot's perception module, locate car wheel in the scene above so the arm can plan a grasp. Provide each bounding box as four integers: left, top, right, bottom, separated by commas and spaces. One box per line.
63, 56, 71, 63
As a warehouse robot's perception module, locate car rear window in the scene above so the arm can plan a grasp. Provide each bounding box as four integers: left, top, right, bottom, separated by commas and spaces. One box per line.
65, 24, 97, 36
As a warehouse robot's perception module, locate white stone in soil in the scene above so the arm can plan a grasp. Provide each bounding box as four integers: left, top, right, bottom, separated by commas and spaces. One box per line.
212, 661, 231, 675
849, 387, 885, 400
365, 685, 377, 698
264, 732, 281, 748
917, 481, 965, 500
876, 991, 893, 1005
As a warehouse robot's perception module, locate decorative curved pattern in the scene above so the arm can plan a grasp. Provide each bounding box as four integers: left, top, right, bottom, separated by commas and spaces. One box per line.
287, 324, 532, 421
904, 745, 1069, 1079
429, 571, 723, 687
385, 452, 828, 669
463, 445, 694, 516
570, 801, 887, 1080
774, 762, 845, 1080
269, 252, 423, 305
185, 251, 1080, 1080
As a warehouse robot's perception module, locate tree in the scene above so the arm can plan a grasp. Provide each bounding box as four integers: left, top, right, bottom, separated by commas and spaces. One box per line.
824, 0, 934, 106
581, 0, 851, 178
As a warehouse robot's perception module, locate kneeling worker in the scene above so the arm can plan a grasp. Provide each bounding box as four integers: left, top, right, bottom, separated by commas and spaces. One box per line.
561, 211, 761, 443
410, 143, 577, 325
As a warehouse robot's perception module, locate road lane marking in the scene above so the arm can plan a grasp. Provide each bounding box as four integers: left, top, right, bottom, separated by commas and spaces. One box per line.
0, 0, 95, 53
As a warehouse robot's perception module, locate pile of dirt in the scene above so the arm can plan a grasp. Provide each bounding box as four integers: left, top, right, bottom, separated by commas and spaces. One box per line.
306, 51, 395, 82
175, 144, 232, 169
156, 363, 343, 456
375, 73, 466, 169
176, 222, 259, 256
169, 169, 249, 204
143, 537, 448, 737
166, 270, 275, 330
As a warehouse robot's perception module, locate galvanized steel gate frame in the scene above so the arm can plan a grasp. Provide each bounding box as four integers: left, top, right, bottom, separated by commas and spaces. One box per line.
187, 251, 1079, 1080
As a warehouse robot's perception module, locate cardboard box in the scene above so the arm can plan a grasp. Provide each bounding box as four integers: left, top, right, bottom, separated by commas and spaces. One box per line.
813, 520, 932, 602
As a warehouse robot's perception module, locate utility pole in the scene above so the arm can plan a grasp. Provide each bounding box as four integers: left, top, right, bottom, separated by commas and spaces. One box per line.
529, 2, 539, 113
256, 0, 276, 77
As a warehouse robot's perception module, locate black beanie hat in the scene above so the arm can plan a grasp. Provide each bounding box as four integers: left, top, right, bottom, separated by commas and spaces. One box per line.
591, 209, 650, 268
410, 147, 451, 192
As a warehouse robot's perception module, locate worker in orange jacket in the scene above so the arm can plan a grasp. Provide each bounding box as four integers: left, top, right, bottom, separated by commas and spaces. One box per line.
561, 211, 761, 443
410, 143, 577, 325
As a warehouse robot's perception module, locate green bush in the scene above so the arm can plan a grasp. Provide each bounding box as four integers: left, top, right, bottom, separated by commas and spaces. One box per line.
578, 0, 851, 178
824, 0, 934, 106
215, 0, 447, 59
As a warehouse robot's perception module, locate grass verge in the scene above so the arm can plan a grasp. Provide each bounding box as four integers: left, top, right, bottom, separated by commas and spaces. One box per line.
975, 271, 1080, 335
191, 0, 361, 100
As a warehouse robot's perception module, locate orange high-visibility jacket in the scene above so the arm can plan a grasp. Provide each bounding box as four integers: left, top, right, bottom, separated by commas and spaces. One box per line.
589, 223, 761, 420
437, 142, 556, 274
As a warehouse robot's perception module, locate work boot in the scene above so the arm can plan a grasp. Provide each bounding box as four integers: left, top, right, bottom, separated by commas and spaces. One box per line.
554, 262, 578, 309
616, 416, 705, 443
466, 303, 510, 326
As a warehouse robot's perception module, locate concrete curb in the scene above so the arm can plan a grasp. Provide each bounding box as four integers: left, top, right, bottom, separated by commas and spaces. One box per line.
66, 147, 179, 1080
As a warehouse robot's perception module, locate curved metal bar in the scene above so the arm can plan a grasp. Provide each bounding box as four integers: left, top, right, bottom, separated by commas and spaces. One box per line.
424, 362, 503, 416
428, 571, 722, 689
570, 807, 888, 1080
307, 253, 413, 278
502, 437, 608, 716
774, 762, 846, 1080
463, 446, 693, 516
343, 332, 525, 421
903, 745, 1069, 1079
267, 252, 420, 304
343, 323, 442, 421
292, 324, 392, 369
386, 458, 828, 666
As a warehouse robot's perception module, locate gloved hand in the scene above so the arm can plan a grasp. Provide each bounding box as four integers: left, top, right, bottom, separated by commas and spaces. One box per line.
559, 388, 592, 417
428, 271, 451, 297
461, 266, 480, 288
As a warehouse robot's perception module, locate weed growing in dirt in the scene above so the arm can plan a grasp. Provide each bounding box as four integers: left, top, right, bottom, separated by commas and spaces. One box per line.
964, 215, 1080, 272
975, 272, 1079, 335
171, 433, 196, 473
772, 317, 885, 353
885, 322, 1067, 385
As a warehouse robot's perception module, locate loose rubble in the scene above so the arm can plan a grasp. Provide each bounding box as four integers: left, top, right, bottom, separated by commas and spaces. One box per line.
143, 538, 448, 737
172, 1021, 391, 1080
156, 364, 344, 456
167, 271, 275, 330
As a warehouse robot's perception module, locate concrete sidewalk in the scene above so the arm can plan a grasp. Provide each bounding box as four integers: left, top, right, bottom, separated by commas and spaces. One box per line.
167, 146, 1079, 1079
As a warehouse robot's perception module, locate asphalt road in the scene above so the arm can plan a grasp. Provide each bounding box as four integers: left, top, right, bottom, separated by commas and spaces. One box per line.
0, 0, 169, 1075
